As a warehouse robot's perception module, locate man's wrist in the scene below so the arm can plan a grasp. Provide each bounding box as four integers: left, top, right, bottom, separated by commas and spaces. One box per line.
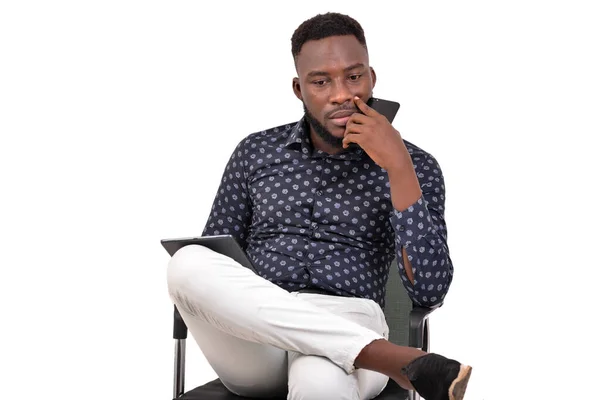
392, 195, 434, 245
387, 162, 422, 212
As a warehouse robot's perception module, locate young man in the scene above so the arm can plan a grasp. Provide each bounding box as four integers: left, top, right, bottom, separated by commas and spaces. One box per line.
167, 12, 472, 400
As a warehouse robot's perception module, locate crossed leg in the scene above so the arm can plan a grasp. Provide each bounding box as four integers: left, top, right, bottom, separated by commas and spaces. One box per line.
175, 307, 289, 398
287, 293, 390, 400
168, 245, 389, 399
175, 292, 389, 399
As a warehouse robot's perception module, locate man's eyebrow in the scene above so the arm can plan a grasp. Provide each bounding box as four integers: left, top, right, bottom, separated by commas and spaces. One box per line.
344, 63, 366, 72
306, 63, 367, 78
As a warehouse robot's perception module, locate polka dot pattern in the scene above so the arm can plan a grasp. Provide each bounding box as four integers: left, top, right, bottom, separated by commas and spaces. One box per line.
203, 118, 453, 308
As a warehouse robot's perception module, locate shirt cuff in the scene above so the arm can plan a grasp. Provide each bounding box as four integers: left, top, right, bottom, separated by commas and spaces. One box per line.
392, 195, 435, 246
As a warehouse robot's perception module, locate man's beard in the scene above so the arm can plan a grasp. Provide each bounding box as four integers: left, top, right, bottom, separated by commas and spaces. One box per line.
303, 103, 344, 149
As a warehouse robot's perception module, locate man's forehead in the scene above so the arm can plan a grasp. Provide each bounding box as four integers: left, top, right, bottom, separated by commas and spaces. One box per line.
295, 35, 369, 75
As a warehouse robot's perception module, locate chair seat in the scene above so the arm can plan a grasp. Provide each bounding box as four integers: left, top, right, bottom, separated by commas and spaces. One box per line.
178, 378, 408, 399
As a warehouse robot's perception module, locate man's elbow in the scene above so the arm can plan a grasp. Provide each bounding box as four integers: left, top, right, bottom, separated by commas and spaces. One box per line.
413, 295, 445, 308
412, 280, 451, 308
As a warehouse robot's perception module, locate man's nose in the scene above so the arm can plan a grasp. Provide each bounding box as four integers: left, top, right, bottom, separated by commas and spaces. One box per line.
329, 80, 354, 105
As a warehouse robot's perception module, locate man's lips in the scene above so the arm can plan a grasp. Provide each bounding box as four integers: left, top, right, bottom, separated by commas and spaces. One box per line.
328, 109, 357, 127
330, 116, 352, 127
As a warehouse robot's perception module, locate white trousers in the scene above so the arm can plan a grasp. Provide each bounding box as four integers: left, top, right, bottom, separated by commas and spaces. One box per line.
166, 244, 390, 400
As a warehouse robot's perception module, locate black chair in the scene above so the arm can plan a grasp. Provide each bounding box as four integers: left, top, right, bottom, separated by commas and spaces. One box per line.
170, 260, 440, 400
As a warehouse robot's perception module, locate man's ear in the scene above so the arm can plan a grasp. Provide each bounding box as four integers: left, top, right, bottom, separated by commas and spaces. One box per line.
370, 67, 377, 89
292, 77, 303, 101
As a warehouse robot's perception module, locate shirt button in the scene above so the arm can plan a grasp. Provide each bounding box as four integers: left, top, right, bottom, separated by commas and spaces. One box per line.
398, 225, 405, 232
311, 222, 318, 229
316, 190, 323, 196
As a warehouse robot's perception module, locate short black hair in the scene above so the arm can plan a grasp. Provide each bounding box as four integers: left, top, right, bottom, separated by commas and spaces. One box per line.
291, 12, 367, 60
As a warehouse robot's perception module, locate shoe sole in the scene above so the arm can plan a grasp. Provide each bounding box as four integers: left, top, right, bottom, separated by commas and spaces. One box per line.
449, 364, 472, 400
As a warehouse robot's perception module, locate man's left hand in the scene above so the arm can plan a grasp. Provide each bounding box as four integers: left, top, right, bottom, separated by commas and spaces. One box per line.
343, 96, 409, 172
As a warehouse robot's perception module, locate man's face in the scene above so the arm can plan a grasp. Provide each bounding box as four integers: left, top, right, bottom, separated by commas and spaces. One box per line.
293, 35, 376, 148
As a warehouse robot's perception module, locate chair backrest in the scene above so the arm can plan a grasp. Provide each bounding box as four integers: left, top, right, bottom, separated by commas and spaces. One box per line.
383, 259, 413, 346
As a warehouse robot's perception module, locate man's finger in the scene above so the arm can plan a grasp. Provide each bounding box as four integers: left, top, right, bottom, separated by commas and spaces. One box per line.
344, 120, 365, 136
354, 96, 378, 117
348, 111, 370, 125
342, 133, 362, 148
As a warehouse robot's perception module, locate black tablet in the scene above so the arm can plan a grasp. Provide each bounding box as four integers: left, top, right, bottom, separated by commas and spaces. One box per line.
160, 234, 256, 273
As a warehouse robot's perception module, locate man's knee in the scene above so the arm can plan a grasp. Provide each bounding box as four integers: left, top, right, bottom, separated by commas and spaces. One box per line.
167, 245, 210, 288
287, 355, 358, 400
166, 244, 213, 311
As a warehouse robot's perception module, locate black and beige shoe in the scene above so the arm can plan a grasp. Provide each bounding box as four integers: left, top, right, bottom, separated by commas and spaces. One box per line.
401, 353, 472, 400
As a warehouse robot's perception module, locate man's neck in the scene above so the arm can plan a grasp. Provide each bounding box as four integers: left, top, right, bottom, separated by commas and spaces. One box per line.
308, 128, 344, 155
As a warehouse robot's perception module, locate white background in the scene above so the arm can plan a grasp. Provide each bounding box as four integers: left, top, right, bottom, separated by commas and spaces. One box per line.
1, 1, 599, 399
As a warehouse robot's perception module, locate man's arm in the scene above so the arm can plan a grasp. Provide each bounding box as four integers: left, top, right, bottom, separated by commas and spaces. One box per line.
342, 96, 453, 307
387, 152, 452, 308
202, 140, 253, 248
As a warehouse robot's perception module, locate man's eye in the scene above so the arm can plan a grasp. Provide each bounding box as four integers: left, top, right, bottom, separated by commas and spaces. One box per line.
313, 80, 326, 86
349, 74, 362, 81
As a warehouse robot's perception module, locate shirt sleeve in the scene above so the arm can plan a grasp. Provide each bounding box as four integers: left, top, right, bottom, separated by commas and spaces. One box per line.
391, 153, 453, 307
202, 139, 253, 248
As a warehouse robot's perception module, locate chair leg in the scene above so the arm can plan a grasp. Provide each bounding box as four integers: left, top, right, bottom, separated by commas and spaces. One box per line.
408, 318, 431, 400
407, 339, 423, 400
173, 338, 186, 398
423, 318, 430, 353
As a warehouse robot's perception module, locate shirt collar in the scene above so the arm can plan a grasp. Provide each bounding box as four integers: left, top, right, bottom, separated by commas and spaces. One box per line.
284, 117, 365, 161
284, 118, 307, 150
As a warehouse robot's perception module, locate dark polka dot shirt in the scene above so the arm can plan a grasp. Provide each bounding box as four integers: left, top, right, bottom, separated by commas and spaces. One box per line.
202, 118, 453, 308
